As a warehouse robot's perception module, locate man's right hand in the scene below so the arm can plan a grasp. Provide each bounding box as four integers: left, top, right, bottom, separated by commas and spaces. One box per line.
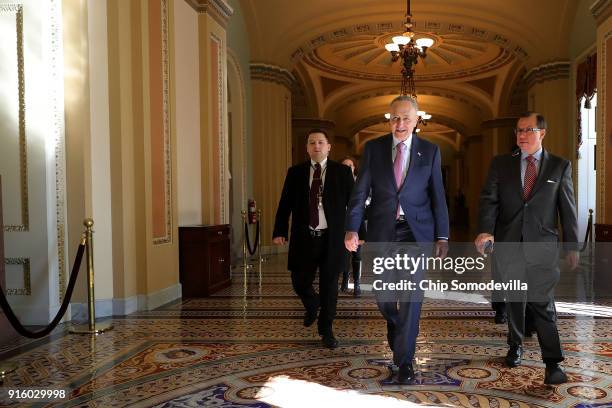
272, 236, 286, 245
344, 231, 359, 252
474, 233, 494, 255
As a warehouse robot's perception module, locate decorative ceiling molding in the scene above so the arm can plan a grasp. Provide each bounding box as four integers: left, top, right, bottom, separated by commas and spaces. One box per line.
319, 76, 354, 99
523, 61, 571, 89
184, 0, 234, 27
250, 63, 296, 90
290, 19, 530, 66
303, 47, 514, 83
334, 87, 486, 116
465, 75, 497, 98
590, 0, 612, 25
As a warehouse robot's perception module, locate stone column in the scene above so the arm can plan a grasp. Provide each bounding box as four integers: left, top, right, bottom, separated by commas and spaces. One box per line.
593, 0, 612, 229
194, 0, 233, 225
250, 63, 293, 250
524, 62, 572, 160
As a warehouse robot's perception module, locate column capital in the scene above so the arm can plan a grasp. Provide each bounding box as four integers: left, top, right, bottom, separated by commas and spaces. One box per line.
591, 0, 612, 25
185, 0, 233, 27
523, 61, 570, 89
250, 63, 296, 90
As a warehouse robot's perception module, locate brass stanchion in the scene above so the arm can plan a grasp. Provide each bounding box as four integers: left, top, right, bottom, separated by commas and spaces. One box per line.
256, 209, 268, 263
256, 210, 263, 291
0, 362, 17, 384
241, 211, 254, 271
70, 219, 113, 334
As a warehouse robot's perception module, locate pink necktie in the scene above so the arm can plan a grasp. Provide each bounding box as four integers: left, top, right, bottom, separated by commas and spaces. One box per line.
523, 155, 537, 200
393, 143, 405, 217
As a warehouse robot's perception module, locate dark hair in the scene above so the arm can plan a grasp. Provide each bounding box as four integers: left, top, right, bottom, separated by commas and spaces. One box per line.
306, 128, 329, 141
341, 155, 358, 174
518, 111, 547, 129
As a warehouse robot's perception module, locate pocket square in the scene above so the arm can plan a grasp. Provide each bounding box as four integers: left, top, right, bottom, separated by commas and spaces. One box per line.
546, 179, 557, 183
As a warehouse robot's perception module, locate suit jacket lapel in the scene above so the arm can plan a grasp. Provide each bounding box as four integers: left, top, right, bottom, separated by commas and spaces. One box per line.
322, 161, 332, 200
528, 149, 549, 199
382, 134, 397, 189
302, 161, 311, 199
399, 134, 419, 192
511, 150, 523, 201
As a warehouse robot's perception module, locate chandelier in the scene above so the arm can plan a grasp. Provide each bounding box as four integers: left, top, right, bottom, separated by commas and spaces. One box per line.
384, 0, 434, 97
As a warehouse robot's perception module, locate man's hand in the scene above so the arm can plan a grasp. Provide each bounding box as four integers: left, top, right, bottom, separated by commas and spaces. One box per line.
272, 236, 286, 245
344, 231, 359, 252
474, 233, 494, 255
566, 250, 579, 270
434, 240, 449, 259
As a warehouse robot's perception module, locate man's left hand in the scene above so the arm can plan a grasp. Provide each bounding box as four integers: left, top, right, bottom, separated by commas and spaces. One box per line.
566, 250, 579, 270
435, 240, 449, 259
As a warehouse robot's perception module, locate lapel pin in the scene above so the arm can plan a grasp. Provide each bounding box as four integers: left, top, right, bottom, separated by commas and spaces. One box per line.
417, 152, 422, 157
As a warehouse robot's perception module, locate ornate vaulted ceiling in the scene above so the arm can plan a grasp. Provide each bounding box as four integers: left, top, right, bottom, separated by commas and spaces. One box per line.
240, 0, 588, 154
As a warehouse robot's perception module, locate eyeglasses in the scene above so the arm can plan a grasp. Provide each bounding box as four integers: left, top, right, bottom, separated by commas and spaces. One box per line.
514, 127, 542, 135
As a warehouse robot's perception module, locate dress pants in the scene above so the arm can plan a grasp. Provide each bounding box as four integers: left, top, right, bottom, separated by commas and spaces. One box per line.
504, 251, 564, 364
290, 233, 338, 336
375, 220, 424, 368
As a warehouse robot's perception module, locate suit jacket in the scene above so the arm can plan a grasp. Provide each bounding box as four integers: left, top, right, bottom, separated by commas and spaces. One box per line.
273, 159, 355, 271
479, 149, 578, 249
346, 133, 449, 243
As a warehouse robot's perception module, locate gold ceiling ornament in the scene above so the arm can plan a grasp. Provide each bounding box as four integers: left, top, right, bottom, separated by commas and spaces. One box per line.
384, 0, 433, 124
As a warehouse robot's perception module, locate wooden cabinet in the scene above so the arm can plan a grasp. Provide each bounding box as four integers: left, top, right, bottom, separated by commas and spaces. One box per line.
179, 224, 231, 297
0, 176, 17, 344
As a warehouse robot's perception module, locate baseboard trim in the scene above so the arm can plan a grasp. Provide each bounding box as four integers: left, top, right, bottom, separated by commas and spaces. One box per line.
5, 304, 63, 326
70, 283, 182, 319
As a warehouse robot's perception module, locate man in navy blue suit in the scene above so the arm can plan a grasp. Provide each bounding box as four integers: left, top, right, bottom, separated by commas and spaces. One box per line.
345, 95, 449, 384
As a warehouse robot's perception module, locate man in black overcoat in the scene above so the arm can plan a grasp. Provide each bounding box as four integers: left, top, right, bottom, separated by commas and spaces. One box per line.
273, 129, 354, 348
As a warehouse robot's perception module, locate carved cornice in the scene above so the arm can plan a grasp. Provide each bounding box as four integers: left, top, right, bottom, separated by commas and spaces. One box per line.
591, 0, 612, 25
250, 63, 296, 90
481, 117, 518, 129
523, 61, 570, 89
185, 0, 233, 27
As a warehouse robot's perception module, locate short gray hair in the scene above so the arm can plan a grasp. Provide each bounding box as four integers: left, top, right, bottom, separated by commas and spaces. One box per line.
390, 95, 419, 111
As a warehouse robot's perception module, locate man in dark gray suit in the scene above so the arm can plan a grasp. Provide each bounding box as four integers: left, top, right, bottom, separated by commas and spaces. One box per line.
475, 112, 579, 385
345, 95, 449, 384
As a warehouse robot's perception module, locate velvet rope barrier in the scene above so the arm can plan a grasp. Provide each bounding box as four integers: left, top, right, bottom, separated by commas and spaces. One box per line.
0, 239, 85, 339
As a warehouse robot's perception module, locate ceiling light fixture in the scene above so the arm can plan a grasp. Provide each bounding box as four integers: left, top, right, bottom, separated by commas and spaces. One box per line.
385, 0, 433, 97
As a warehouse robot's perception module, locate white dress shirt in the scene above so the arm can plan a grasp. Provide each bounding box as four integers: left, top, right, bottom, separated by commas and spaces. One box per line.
392, 135, 412, 216
309, 158, 328, 230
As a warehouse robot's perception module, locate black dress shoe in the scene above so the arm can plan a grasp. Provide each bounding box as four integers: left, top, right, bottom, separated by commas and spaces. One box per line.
321, 334, 339, 349
397, 364, 414, 384
505, 345, 522, 367
494, 312, 507, 324
303, 310, 318, 327
340, 278, 348, 292
353, 284, 361, 297
544, 364, 567, 384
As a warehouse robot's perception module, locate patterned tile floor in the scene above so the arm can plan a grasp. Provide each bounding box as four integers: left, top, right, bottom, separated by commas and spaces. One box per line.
0, 254, 611, 407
